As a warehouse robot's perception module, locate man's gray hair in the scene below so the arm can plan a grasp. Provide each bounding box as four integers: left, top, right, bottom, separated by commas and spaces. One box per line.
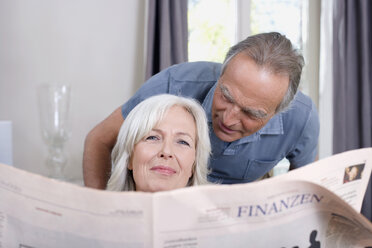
221, 32, 304, 113
106, 94, 211, 191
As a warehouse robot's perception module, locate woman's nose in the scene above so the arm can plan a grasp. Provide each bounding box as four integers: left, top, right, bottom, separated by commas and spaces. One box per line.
158, 140, 173, 158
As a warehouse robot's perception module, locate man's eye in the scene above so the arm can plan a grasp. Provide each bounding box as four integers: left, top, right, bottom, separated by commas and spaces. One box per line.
221, 93, 233, 103
178, 140, 190, 147
243, 111, 258, 120
146, 135, 159, 141
243, 111, 254, 118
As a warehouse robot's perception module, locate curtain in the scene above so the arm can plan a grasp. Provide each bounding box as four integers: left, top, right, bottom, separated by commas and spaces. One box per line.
145, 0, 188, 80
333, 0, 372, 220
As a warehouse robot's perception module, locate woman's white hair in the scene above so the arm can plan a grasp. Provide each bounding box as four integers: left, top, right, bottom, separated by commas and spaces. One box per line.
106, 94, 211, 191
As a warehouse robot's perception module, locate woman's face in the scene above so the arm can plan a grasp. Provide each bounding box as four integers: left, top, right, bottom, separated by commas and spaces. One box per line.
348, 166, 358, 181
129, 105, 197, 192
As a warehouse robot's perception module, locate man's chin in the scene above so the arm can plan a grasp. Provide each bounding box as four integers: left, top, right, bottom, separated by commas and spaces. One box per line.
214, 129, 241, 142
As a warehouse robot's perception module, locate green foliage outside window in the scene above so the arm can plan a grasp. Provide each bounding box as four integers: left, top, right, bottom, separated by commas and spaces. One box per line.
188, 0, 235, 63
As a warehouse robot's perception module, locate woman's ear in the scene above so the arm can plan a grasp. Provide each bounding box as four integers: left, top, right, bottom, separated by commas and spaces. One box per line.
128, 156, 133, 170
192, 161, 196, 175
187, 162, 196, 185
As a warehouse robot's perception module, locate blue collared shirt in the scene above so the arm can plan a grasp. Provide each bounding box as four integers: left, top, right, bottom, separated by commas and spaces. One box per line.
122, 62, 320, 184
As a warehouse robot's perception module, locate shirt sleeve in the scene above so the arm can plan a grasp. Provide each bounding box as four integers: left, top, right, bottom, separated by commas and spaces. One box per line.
286, 100, 320, 168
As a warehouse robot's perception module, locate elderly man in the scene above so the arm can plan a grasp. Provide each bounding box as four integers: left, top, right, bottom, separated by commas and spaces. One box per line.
83, 32, 319, 189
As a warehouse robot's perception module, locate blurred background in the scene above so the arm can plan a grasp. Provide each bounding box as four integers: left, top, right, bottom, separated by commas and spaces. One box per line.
0, 0, 146, 180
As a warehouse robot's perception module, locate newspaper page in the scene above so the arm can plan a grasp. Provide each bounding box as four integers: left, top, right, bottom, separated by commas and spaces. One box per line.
0, 148, 372, 247
0, 165, 153, 247
275, 147, 372, 212
153, 179, 372, 248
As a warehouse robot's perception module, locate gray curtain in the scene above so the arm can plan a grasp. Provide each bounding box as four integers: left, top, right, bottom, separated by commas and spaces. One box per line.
333, 0, 372, 220
145, 0, 188, 80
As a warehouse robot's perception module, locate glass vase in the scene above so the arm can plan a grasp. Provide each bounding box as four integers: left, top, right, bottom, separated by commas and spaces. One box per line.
38, 84, 71, 180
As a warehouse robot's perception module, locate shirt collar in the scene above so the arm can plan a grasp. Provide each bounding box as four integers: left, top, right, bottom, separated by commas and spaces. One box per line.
259, 113, 283, 135
202, 83, 216, 123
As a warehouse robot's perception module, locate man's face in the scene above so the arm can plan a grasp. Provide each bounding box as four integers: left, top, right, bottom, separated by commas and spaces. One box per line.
212, 53, 289, 142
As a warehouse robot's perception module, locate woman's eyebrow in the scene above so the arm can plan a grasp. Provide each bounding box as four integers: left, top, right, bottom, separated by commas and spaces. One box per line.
152, 129, 194, 141
176, 132, 194, 140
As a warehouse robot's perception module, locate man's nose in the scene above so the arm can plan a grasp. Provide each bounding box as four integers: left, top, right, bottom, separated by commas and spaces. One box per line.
223, 105, 240, 127
158, 139, 173, 159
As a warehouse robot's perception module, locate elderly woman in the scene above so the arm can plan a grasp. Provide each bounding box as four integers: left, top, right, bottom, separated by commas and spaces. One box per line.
106, 94, 211, 192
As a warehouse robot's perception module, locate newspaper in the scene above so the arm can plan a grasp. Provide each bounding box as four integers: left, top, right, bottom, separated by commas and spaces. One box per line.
0, 148, 371, 247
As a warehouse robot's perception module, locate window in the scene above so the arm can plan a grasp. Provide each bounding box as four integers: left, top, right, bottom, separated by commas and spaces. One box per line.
188, 0, 320, 103
188, 0, 236, 63
188, 0, 321, 174
248, 0, 320, 103
250, 0, 305, 52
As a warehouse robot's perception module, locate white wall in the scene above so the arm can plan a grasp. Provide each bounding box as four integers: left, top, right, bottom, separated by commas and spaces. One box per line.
0, 0, 146, 180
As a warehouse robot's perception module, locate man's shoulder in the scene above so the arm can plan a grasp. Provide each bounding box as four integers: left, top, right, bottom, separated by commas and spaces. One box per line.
126, 62, 221, 112
281, 92, 320, 166
286, 91, 316, 115
281, 91, 319, 131
168, 61, 222, 83
292, 91, 314, 108
141, 62, 221, 91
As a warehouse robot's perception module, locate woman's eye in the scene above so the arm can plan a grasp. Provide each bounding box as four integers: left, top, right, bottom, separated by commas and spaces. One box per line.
178, 140, 190, 147
146, 135, 159, 141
